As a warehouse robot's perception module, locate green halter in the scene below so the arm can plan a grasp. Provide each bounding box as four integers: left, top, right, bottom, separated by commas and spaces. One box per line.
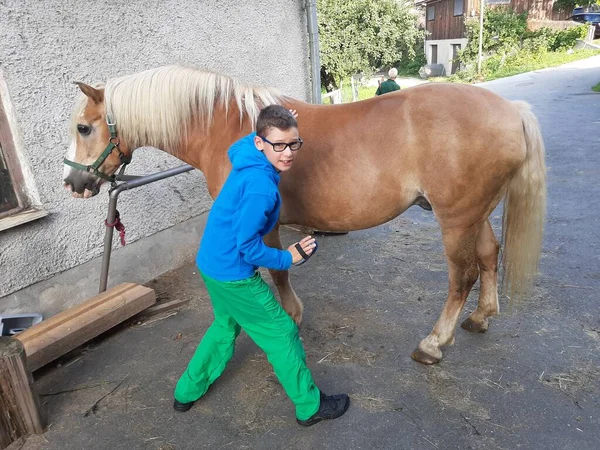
63, 117, 131, 184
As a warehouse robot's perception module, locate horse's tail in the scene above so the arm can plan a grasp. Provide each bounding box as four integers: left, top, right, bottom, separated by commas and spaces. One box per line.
501, 101, 547, 300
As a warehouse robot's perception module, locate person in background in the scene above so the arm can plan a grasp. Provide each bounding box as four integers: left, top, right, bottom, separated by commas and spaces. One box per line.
375, 68, 401, 96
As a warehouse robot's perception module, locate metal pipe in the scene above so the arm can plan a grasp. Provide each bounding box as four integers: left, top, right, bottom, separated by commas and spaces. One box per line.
114, 174, 144, 182
306, 0, 322, 104
477, 0, 485, 75
98, 164, 195, 293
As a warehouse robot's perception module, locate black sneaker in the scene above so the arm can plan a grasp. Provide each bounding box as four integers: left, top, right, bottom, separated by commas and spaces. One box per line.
173, 399, 195, 412
296, 392, 350, 427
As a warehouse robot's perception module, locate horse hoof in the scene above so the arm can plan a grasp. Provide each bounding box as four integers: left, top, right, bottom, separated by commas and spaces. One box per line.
460, 318, 488, 333
289, 311, 303, 326
411, 348, 441, 365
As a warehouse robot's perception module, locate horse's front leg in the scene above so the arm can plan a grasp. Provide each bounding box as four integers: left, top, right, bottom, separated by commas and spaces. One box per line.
263, 224, 304, 324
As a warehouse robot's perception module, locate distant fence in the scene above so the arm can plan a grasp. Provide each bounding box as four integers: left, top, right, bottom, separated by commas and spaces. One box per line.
585, 24, 595, 43
322, 74, 365, 104
322, 89, 343, 104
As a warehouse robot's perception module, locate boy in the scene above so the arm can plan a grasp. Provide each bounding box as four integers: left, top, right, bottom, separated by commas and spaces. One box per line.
173, 105, 350, 427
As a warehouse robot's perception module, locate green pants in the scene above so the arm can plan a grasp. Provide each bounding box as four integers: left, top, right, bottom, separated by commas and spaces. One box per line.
174, 271, 320, 420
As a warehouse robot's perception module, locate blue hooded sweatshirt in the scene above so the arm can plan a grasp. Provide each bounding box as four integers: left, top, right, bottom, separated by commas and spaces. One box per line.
196, 132, 293, 281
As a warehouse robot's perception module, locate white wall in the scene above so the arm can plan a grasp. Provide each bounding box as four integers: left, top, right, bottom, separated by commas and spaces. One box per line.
0, 0, 311, 314
425, 38, 468, 75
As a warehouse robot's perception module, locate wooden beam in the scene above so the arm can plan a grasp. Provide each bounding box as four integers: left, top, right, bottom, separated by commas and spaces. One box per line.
15, 283, 156, 372
0, 337, 45, 449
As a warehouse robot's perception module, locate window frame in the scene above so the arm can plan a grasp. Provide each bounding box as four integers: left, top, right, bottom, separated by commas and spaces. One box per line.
451, 43, 462, 74
0, 100, 28, 219
0, 88, 47, 231
430, 44, 438, 64
453, 0, 464, 17
427, 5, 436, 21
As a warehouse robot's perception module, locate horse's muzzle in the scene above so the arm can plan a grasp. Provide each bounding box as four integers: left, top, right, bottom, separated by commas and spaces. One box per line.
63, 171, 101, 198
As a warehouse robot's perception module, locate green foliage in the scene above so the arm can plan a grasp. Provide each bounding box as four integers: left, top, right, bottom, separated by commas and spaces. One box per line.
522, 25, 588, 52
484, 49, 600, 80
459, 8, 528, 66
521, 27, 555, 53
593, 81, 600, 92
399, 42, 427, 76
318, 0, 424, 89
550, 25, 589, 50
456, 7, 592, 82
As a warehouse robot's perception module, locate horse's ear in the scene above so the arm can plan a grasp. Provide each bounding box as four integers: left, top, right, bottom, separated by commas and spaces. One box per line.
74, 82, 104, 104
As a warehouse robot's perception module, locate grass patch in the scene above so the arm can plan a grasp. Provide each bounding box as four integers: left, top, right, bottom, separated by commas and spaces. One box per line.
593, 81, 600, 92
322, 79, 374, 102
340, 81, 377, 101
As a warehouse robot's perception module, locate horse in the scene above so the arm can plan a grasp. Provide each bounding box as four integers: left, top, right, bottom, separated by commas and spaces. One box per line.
63, 65, 546, 365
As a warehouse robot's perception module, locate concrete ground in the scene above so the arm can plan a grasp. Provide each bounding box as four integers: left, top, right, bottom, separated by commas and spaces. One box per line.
14, 57, 600, 450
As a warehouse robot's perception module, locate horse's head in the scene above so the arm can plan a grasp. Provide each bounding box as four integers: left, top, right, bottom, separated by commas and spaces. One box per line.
63, 83, 131, 198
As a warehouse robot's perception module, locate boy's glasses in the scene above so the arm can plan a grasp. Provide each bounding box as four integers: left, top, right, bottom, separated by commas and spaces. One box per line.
259, 136, 303, 152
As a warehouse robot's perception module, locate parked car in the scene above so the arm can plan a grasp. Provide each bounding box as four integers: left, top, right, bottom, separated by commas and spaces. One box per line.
572, 5, 600, 15
569, 12, 600, 38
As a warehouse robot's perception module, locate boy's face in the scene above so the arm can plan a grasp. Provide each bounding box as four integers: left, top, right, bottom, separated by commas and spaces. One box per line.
254, 126, 300, 172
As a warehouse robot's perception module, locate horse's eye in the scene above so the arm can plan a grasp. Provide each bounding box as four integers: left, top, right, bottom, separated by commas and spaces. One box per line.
77, 124, 92, 136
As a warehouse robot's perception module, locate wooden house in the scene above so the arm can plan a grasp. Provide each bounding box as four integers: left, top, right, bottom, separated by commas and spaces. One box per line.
417, 0, 571, 75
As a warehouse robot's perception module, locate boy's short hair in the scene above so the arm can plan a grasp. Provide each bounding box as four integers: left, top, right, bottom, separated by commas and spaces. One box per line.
256, 105, 297, 136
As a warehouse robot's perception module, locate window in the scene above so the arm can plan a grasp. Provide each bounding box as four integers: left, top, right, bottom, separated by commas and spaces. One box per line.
454, 0, 464, 16
430, 44, 438, 64
451, 44, 462, 74
427, 5, 435, 21
0, 88, 47, 231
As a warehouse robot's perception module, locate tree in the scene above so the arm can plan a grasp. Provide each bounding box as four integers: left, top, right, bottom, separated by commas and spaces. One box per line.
459, 8, 528, 65
318, 0, 424, 91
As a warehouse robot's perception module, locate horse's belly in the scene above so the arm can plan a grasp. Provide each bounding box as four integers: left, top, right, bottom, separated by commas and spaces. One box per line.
279, 181, 419, 231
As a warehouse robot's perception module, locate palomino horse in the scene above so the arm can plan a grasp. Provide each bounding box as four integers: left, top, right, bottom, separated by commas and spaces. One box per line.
63, 66, 546, 365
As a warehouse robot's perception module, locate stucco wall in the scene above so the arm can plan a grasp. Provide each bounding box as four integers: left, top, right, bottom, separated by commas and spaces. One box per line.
425, 38, 468, 76
0, 1, 311, 306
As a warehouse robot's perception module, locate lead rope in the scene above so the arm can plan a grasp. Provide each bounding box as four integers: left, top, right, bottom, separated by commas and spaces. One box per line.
105, 210, 126, 246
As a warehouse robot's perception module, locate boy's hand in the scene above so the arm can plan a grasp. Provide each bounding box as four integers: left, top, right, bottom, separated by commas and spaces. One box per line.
288, 236, 316, 264
289, 109, 298, 119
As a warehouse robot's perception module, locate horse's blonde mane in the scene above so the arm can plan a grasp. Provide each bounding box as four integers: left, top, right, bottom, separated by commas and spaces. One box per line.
103, 65, 282, 152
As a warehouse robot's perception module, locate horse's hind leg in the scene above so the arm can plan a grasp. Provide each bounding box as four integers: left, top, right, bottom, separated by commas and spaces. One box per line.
461, 219, 500, 333
263, 224, 304, 324
411, 224, 480, 365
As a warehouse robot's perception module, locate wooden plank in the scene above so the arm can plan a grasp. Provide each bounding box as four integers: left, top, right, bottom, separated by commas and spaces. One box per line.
0, 338, 45, 449
15, 283, 156, 371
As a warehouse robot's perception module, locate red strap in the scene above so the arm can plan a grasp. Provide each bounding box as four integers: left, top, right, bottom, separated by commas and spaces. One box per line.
105, 211, 126, 246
